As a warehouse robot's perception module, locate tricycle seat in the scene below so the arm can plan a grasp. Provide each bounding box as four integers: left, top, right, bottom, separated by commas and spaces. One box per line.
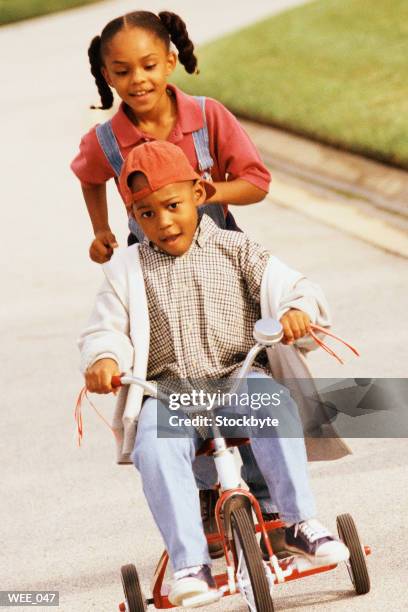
196, 437, 250, 456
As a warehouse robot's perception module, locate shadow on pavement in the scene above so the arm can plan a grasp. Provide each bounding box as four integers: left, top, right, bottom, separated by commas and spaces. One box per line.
276, 588, 355, 609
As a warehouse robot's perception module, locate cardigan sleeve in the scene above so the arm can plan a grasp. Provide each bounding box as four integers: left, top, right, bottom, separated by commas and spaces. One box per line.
78, 279, 134, 374
276, 273, 331, 352
277, 277, 331, 325
261, 256, 331, 351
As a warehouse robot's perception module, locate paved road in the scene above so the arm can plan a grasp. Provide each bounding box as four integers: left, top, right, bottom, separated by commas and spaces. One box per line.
1, 1, 407, 611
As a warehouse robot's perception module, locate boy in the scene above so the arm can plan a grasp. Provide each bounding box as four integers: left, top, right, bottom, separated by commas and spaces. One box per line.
79, 141, 349, 606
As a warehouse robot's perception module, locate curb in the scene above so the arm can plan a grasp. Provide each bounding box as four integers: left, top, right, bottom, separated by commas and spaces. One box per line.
266, 172, 408, 259
241, 120, 408, 258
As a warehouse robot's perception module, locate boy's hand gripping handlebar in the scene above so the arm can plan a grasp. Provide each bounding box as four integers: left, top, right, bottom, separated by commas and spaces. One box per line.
111, 376, 122, 389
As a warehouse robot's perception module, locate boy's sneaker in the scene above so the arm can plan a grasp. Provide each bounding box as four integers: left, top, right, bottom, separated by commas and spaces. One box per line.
284, 518, 349, 566
260, 512, 291, 560
200, 489, 224, 559
169, 565, 217, 607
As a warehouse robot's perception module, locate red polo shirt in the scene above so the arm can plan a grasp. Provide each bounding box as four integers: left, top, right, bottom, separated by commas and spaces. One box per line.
71, 84, 271, 205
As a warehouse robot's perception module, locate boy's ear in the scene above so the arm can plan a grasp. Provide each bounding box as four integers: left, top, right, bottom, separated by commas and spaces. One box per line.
129, 204, 137, 220
165, 51, 177, 77
193, 180, 207, 206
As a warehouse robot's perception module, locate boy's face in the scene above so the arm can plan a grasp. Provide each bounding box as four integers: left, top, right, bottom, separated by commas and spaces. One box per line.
130, 176, 206, 256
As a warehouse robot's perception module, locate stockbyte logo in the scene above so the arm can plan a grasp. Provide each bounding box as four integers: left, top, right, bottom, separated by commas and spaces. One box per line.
168, 412, 280, 429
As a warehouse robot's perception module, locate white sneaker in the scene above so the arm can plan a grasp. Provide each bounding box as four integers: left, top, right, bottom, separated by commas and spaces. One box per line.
169, 565, 217, 607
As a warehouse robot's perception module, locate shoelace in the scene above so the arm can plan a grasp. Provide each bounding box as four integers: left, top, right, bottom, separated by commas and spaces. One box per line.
74, 327, 359, 444
294, 519, 331, 543
174, 565, 205, 580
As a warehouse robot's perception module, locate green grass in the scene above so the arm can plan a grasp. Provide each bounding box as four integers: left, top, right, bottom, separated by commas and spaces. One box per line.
0, 0, 102, 26
172, 0, 408, 169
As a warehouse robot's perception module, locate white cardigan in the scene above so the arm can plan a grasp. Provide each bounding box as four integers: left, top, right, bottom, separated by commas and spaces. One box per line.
79, 246, 351, 464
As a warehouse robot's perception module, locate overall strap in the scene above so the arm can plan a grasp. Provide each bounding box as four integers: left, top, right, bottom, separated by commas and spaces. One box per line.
192, 96, 226, 229
192, 96, 214, 181
96, 120, 145, 242
96, 120, 124, 176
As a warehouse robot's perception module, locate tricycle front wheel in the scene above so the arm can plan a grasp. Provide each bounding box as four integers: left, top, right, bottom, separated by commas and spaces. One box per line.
231, 506, 275, 611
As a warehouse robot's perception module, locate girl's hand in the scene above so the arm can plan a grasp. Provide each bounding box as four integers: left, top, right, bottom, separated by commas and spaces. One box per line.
280, 309, 311, 345
85, 358, 120, 394
89, 230, 118, 263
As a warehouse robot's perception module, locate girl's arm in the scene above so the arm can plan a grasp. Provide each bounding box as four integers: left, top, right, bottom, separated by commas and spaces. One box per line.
82, 183, 109, 234
204, 178, 267, 205
71, 127, 118, 263
82, 183, 118, 263
205, 98, 271, 205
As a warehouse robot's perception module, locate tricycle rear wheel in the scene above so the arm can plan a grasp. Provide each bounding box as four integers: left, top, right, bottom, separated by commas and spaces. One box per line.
337, 513, 370, 595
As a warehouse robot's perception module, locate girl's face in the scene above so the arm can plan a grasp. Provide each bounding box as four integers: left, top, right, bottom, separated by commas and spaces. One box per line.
101, 27, 176, 115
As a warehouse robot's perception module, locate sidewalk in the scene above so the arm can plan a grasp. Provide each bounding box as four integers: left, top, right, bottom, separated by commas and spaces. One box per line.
2, 2, 407, 610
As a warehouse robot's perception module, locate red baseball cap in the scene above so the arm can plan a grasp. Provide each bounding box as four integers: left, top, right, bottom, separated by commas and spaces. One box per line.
119, 140, 216, 208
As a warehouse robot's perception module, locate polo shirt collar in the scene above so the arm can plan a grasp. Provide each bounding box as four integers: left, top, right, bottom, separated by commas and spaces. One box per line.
196, 215, 219, 247
111, 84, 204, 148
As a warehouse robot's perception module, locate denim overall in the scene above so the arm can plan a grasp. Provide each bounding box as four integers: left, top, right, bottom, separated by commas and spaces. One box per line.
95, 96, 239, 244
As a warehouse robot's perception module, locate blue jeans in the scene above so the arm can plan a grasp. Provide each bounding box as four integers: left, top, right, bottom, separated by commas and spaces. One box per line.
192, 433, 278, 514
131, 372, 316, 571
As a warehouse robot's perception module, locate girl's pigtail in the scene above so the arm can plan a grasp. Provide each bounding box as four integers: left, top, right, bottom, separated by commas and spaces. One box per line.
88, 35, 114, 109
158, 11, 199, 74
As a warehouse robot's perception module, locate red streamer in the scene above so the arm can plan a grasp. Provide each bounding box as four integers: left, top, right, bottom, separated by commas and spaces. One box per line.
74, 386, 121, 447
309, 324, 360, 364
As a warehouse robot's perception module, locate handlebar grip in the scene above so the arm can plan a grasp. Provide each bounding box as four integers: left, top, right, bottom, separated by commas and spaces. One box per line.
111, 375, 122, 389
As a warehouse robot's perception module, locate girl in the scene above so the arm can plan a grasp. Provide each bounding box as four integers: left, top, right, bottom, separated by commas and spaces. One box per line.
71, 9, 271, 262
71, 8, 276, 561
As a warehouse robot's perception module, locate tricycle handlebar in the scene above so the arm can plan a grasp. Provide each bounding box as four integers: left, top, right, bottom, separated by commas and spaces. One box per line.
110, 319, 359, 400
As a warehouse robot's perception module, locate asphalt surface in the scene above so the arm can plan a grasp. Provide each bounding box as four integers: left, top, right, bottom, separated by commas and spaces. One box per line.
1, 1, 407, 611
